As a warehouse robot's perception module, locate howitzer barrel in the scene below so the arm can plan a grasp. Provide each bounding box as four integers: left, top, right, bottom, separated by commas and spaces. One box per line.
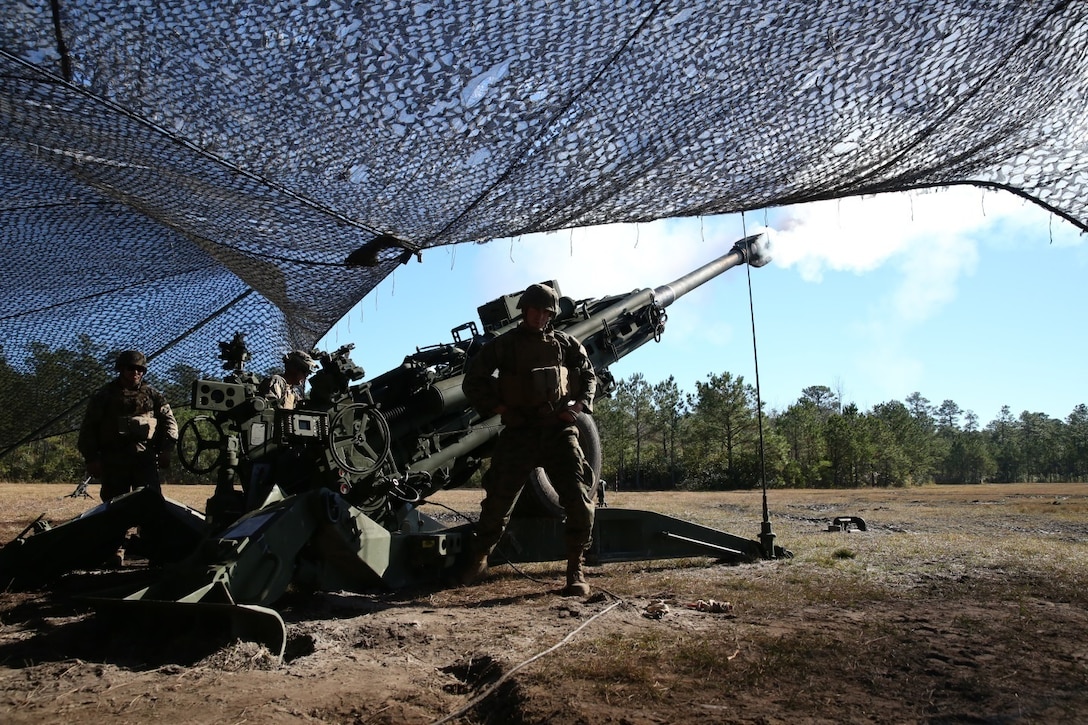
651, 234, 770, 307
561, 233, 770, 347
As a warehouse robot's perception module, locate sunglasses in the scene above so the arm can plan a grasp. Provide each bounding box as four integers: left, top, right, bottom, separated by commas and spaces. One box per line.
125, 365, 147, 373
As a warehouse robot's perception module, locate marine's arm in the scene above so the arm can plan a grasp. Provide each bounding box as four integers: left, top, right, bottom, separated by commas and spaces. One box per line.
151, 387, 179, 468
462, 338, 504, 417
558, 332, 597, 417
260, 376, 290, 407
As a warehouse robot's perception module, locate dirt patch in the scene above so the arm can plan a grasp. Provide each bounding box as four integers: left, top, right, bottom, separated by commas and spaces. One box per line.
1, 483, 1087, 723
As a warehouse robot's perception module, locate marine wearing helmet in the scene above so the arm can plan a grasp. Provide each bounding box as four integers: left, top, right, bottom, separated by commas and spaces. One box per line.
461, 281, 597, 596
517, 282, 559, 314
78, 348, 179, 504
260, 349, 317, 409
115, 349, 148, 373
283, 349, 317, 375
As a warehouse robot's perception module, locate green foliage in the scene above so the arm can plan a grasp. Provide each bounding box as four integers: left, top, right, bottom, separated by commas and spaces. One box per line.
0, 340, 211, 483
0, 336, 113, 450
0, 434, 84, 483
598, 369, 1087, 491
3, 341, 1086, 489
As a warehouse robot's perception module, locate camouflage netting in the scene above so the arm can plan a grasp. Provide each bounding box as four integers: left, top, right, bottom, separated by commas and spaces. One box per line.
2, 1, 1087, 451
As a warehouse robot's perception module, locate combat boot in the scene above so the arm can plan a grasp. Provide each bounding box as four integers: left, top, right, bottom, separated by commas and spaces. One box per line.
461, 552, 489, 586
562, 554, 590, 597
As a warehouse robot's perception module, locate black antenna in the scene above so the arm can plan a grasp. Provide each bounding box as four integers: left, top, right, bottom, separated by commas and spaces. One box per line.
741, 213, 779, 558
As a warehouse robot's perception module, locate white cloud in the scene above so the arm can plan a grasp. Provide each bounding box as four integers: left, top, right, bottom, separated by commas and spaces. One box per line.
768, 186, 1082, 276
767, 188, 994, 278
762, 187, 1056, 325
757, 187, 1021, 409
894, 225, 979, 322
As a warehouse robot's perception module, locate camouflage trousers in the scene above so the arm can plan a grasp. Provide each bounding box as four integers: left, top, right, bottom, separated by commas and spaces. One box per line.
99, 450, 161, 502
474, 422, 594, 557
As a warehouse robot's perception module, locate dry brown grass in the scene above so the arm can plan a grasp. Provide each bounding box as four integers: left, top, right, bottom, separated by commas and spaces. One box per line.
2, 481, 1087, 723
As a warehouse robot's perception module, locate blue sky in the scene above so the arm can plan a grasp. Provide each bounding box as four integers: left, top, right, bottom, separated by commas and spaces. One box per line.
318, 187, 1086, 426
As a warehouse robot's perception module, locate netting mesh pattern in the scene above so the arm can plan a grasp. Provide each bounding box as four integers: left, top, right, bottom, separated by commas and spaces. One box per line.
2, 1, 1087, 448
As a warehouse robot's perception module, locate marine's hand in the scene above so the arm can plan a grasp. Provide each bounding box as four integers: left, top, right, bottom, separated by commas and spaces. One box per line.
86, 459, 103, 478
558, 401, 584, 424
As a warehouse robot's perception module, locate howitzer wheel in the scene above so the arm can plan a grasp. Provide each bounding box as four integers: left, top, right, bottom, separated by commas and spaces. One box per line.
177, 415, 225, 474
328, 403, 391, 476
516, 412, 603, 518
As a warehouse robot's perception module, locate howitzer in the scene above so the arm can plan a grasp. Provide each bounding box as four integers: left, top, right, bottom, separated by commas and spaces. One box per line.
188, 234, 770, 526
0, 234, 783, 657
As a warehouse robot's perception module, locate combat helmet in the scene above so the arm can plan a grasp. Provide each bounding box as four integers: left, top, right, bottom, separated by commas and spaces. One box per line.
517, 283, 559, 313
283, 349, 317, 373
115, 350, 147, 372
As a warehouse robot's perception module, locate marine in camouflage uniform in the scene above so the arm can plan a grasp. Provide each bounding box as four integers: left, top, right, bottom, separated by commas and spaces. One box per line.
248, 350, 317, 508
259, 349, 317, 410
77, 350, 179, 502
461, 283, 598, 596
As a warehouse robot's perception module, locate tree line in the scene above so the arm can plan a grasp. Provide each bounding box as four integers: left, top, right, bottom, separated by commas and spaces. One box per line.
1, 339, 1085, 488
594, 372, 1088, 490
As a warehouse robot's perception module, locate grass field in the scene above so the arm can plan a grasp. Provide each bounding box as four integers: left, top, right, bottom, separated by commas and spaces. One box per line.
1, 481, 1086, 723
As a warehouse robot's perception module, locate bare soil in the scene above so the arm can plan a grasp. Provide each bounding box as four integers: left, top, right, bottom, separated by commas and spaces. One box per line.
1, 481, 1087, 724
